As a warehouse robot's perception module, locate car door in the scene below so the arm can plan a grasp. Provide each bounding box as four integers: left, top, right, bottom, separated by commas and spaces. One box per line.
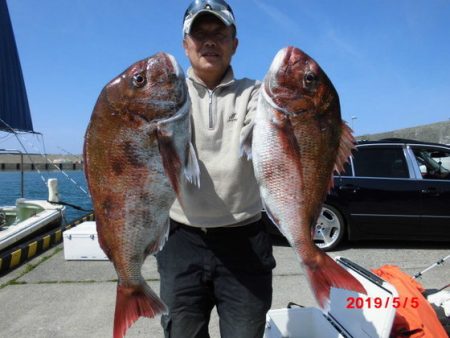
409, 145, 450, 239
336, 144, 422, 238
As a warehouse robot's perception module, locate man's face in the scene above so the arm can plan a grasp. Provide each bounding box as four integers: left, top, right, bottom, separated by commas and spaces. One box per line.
183, 14, 238, 86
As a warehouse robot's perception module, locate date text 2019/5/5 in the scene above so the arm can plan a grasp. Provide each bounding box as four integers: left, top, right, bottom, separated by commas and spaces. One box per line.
346, 296, 419, 309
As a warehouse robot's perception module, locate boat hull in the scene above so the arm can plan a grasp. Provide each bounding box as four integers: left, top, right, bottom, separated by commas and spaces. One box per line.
0, 200, 65, 251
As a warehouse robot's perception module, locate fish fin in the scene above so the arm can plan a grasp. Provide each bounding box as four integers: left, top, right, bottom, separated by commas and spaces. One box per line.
304, 251, 367, 309
162, 218, 171, 250
157, 132, 182, 196
239, 123, 253, 160
328, 123, 356, 192
334, 122, 355, 174
184, 142, 200, 188
114, 283, 168, 338
146, 218, 171, 254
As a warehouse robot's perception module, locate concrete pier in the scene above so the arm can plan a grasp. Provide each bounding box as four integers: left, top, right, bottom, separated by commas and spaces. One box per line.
0, 154, 83, 171
0, 236, 448, 337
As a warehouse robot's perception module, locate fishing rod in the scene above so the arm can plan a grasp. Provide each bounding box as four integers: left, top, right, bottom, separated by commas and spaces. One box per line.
413, 254, 450, 283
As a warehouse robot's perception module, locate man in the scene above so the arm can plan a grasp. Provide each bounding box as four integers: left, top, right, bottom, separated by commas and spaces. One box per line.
156, 1, 276, 337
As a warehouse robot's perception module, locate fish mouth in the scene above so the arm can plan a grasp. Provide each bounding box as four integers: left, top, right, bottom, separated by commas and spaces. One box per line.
146, 53, 188, 118
150, 53, 189, 124
265, 47, 295, 99
104, 52, 188, 124
166, 53, 183, 79
159, 53, 188, 112
264, 47, 306, 115
264, 46, 318, 116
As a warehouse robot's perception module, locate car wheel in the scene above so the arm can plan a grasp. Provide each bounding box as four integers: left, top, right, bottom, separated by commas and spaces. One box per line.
313, 204, 345, 251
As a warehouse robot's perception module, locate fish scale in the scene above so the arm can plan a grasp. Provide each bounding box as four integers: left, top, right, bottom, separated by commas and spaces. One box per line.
84, 52, 199, 338
242, 46, 366, 310
253, 115, 302, 245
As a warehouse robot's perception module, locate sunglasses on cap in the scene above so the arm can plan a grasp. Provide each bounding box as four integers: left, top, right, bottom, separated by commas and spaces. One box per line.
183, 0, 235, 36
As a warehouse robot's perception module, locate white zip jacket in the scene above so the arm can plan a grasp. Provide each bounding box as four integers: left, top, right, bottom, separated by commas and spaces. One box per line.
169, 66, 262, 228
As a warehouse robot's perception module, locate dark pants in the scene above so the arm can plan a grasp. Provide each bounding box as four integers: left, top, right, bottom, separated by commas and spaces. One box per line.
156, 219, 276, 338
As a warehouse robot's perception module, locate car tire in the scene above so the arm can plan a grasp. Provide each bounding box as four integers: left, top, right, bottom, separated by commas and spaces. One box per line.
313, 204, 345, 251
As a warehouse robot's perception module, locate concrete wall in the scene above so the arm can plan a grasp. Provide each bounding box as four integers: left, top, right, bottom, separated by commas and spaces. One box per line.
0, 154, 83, 171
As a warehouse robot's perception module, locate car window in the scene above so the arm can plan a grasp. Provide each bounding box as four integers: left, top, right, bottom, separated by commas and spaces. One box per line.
411, 146, 450, 180
353, 147, 409, 178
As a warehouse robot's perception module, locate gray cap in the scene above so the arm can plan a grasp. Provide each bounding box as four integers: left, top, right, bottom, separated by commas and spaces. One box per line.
182, 0, 236, 36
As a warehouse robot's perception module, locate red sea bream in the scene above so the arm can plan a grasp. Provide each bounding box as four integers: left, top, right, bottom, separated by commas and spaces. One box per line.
83, 52, 199, 338
242, 46, 366, 309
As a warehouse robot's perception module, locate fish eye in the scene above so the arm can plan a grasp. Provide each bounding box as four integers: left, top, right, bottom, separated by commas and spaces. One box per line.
304, 72, 316, 85
132, 73, 146, 88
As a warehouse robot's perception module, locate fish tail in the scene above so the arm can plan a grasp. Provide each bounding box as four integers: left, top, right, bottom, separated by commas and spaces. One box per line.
304, 251, 367, 309
113, 282, 168, 338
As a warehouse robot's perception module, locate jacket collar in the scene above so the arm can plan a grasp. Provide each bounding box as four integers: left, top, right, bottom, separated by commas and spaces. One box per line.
187, 66, 235, 90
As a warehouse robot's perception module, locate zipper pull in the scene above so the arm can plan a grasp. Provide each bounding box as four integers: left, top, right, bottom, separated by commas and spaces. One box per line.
208, 90, 213, 129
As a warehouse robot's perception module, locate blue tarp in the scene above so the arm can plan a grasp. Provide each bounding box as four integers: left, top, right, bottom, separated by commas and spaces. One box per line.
0, 0, 34, 133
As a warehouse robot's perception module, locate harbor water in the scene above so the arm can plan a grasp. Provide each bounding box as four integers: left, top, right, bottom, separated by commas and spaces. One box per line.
0, 170, 92, 223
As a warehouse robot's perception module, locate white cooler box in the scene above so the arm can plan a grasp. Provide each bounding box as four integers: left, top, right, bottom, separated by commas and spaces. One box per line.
63, 221, 108, 260
264, 257, 398, 338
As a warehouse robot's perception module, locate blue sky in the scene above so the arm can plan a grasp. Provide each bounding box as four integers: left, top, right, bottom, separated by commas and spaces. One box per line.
4, 0, 450, 154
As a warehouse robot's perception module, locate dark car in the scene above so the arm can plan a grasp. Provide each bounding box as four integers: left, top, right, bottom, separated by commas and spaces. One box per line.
265, 139, 450, 251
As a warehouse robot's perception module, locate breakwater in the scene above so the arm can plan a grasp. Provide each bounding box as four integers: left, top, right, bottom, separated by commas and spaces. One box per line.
1, 162, 83, 171
0, 154, 82, 171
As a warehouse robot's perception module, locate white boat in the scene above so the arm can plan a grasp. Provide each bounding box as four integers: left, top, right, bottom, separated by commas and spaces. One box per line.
0, 198, 65, 251
0, 0, 66, 252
